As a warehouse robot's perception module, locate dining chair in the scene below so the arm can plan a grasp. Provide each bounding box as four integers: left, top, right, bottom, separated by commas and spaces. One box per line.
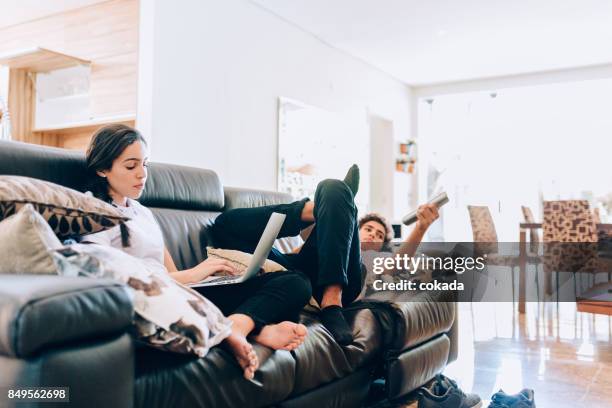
467, 205, 540, 302
521, 205, 544, 295
593, 208, 601, 224
520, 206, 540, 253
542, 200, 611, 299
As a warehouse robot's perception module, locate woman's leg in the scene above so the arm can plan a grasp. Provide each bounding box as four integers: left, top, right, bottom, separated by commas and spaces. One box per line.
195, 270, 311, 349
220, 328, 259, 380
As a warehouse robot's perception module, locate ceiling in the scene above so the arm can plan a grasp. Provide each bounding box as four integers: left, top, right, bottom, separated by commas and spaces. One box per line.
4, 1, 612, 86
252, 0, 612, 86
0, 0, 105, 30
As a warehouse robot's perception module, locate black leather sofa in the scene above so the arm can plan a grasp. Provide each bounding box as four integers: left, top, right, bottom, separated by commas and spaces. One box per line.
0, 140, 457, 408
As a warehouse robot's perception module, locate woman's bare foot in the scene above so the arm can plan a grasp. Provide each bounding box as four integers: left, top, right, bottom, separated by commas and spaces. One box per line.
223, 332, 259, 380
254, 321, 307, 351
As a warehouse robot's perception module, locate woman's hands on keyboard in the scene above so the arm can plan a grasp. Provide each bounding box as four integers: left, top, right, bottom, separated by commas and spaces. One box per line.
186, 258, 241, 283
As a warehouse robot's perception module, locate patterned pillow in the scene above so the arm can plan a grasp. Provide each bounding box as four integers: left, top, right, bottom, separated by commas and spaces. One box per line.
0, 204, 62, 274
206, 247, 287, 276
52, 243, 232, 357
0, 175, 128, 238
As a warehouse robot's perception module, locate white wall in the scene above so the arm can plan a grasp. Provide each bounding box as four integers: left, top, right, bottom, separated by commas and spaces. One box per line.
136, 0, 155, 140
140, 0, 414, 197
368, 115, 394, 218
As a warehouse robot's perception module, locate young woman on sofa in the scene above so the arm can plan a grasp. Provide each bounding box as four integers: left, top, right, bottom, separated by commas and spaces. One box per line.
83, 124, 311, 380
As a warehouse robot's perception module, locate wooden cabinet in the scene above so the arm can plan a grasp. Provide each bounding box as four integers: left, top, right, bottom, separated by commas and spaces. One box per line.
0, 0, 139, 150
0, 46, 136, 150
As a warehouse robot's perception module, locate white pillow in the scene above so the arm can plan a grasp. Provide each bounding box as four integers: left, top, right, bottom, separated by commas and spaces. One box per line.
52, 243, 232, 357
0, 204, 62, 274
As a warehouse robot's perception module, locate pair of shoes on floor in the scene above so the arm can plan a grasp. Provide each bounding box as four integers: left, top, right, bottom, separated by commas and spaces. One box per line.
417, 375, 536, 408
487, 389, 535, 408
417, 374, 482, 408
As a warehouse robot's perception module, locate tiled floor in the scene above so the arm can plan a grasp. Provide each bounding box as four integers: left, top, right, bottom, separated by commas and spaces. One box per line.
429, 301, 612, 408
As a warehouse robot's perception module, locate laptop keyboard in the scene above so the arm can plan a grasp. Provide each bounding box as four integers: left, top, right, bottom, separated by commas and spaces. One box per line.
205, 275, 240, 284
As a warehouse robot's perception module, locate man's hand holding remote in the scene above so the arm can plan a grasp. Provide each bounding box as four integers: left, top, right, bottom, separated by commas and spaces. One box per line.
402, 192, 449, 226
414, 203, 440, 233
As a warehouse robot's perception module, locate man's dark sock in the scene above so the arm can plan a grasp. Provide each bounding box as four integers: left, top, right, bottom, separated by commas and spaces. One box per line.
320, 305, 353, 345
343, 164, 360, 197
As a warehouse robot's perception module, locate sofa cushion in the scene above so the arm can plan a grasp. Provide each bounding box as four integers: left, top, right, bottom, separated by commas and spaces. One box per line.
0, 275, 133, 358
290, 308, 382, 395
0, 204, 62, 275
223, 186, 303, 254
223, 186, 294, 210
141, 163, 224, 211
151, 208, 220, 270
0, 140, 225, 213
134, 344, 296, 408
0, 140, 88, 191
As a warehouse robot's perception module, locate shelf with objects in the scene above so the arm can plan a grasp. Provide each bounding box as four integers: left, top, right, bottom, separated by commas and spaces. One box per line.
395, 139, 417, 173
0, 47, 135, 150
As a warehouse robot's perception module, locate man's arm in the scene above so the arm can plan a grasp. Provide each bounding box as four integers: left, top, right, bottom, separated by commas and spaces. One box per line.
396, 204, 439, 257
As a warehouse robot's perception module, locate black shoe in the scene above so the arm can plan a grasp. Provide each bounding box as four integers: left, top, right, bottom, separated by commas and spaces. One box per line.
488, 389, 535, 408
418, 374, 482, 408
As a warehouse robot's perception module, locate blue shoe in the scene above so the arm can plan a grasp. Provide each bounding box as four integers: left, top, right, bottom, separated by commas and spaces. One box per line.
488, 389, 535, 408
418, 374, 482, 408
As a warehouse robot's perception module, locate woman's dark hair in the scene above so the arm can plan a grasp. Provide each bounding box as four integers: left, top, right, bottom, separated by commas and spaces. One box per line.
86, 124, 147, 247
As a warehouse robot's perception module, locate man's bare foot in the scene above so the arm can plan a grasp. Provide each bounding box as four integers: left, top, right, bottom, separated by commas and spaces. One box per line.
223, 332, 259, 380
301, 201, 315, 222
254, 321, 307, 351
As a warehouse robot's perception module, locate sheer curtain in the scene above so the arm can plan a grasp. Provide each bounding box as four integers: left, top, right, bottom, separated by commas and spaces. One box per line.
419, 78, 612, 241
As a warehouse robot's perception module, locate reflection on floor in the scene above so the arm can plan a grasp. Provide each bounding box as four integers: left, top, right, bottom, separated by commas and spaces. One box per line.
440, 302, 612, 408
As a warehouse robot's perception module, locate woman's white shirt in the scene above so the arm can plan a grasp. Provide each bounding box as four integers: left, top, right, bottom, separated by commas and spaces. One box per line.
84, 197, 165, 269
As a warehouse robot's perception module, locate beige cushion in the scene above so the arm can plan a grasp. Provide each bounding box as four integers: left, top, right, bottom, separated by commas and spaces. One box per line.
0, 204, 62, 274
0, 175, 128, 238
206, 247, 287, 276
206, 247, 324, 310
52, 243, 232, 357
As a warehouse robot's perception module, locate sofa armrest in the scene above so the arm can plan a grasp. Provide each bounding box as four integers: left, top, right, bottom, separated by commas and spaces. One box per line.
0, 275, 133, 358
364, 291, 456, 352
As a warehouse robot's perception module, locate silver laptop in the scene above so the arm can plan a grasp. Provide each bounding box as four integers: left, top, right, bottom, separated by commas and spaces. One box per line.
189, 212, 286, 288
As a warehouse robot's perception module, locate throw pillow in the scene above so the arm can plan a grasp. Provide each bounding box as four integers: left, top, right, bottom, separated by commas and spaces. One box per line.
0, 175, 128, 238
0, 204, 62, 274
206, 247, 287, 276
52, 243, 232, 357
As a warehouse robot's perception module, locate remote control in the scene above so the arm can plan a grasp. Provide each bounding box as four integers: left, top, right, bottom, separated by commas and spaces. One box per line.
401, 192, 449, 225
